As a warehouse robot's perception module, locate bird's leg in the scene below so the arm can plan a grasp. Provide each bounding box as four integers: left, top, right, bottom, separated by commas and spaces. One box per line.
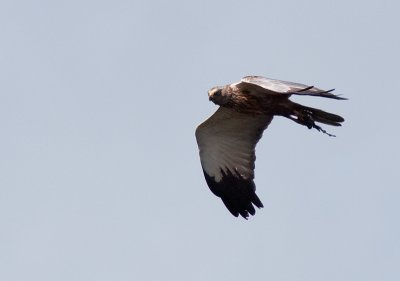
286, 111, 336, 137
311, 123, 336, 137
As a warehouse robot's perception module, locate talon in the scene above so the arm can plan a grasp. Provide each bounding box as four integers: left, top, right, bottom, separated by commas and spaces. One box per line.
300, 111, 314, 129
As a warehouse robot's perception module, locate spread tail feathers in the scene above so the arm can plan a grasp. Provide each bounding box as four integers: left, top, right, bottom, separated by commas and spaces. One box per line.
286, 102, 345, 137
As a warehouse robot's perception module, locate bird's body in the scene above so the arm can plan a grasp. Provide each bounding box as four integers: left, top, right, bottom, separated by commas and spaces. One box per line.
211, 86, 284, 115
195, 76, 346, 219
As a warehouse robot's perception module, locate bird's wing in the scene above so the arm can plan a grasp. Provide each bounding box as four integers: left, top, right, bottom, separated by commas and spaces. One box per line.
237, 76, 345, 100
195, 107, 273, 218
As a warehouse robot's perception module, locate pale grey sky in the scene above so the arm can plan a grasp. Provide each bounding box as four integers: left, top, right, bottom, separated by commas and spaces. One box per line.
1, 0, 399, 280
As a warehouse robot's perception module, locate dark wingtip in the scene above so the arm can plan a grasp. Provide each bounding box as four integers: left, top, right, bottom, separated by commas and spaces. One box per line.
320, 89, 348, 100
203, 169, 263, 219
297, 85, 314, 92
324, 89, 348, 100
331, 94, 348, 100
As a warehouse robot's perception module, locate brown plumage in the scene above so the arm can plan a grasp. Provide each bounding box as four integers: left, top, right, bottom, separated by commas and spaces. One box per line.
196, 76, 346, 219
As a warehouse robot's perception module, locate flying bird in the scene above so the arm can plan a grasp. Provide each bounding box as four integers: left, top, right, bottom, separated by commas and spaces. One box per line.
195, 76, 346, 219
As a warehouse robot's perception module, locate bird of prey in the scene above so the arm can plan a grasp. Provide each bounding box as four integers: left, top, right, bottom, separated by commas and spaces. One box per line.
195, 76, 346, 219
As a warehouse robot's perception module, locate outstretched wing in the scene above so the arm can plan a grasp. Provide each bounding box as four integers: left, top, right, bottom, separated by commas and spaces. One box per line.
195, 107, 273, 218
237, 76, 346, 100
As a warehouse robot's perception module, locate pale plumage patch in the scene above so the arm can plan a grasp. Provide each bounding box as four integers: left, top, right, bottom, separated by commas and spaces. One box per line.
196, 108, 272, 182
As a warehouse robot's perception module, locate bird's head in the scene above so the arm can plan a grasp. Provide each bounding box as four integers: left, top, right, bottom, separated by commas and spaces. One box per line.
208, 86, 229, 106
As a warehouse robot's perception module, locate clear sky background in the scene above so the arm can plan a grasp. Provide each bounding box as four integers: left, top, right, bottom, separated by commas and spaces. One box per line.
1, 0, 399, 280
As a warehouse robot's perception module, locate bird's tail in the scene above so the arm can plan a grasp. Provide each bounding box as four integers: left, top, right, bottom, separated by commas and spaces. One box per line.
285, 101, 345, 137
